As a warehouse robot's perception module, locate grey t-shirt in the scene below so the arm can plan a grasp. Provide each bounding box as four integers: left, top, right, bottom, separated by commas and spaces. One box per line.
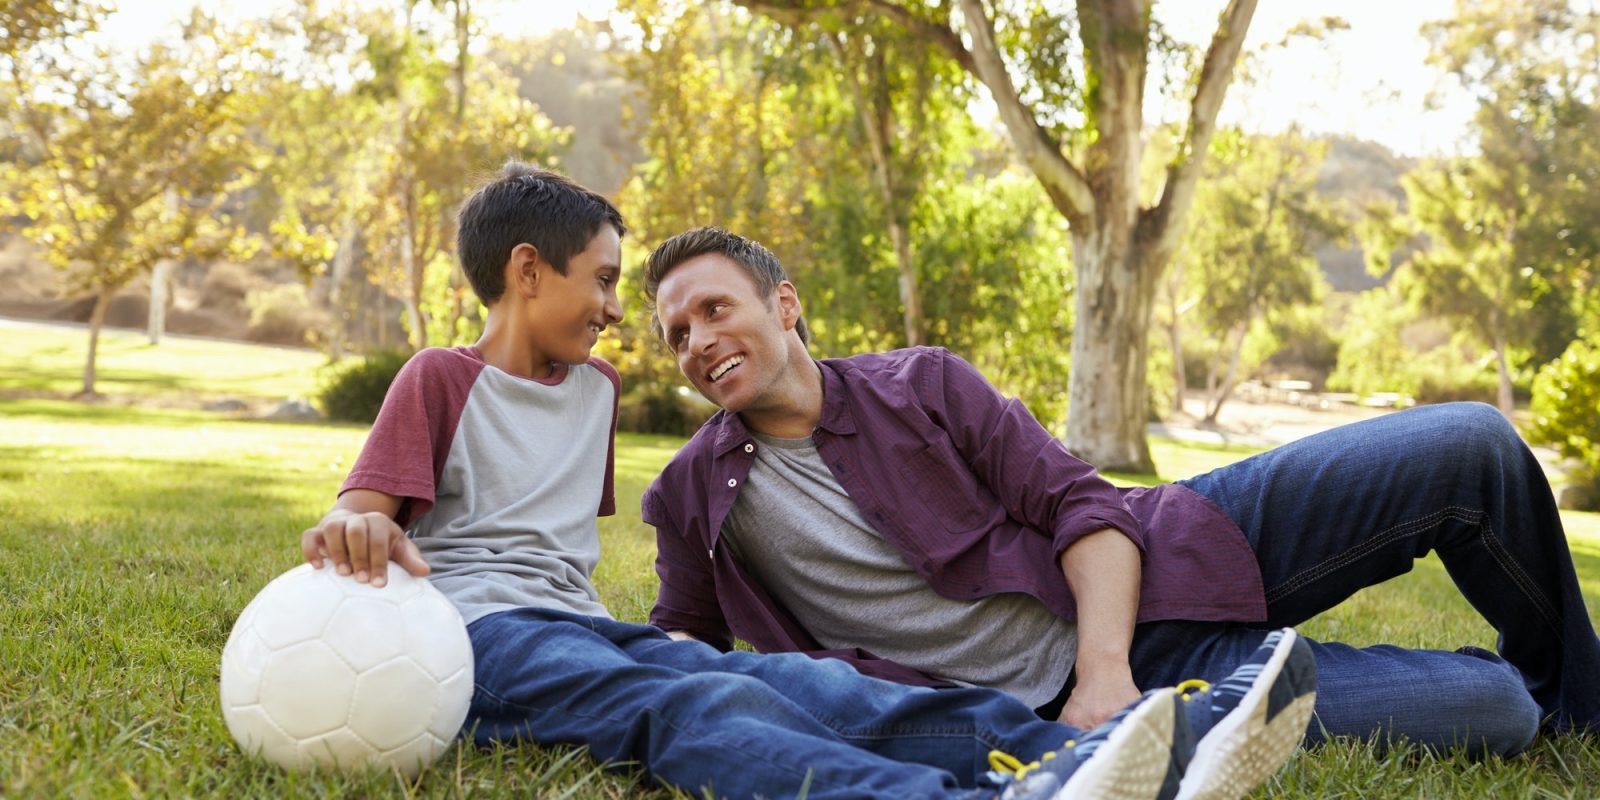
340, 346, 620, 625
721, 431, 1078, 708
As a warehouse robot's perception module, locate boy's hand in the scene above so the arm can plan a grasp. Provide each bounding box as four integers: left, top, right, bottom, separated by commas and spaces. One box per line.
301, 509, 429, 588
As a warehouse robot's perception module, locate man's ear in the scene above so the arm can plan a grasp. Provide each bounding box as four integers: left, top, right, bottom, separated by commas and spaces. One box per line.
775, 281, 802, 331
508, 243, 542, 298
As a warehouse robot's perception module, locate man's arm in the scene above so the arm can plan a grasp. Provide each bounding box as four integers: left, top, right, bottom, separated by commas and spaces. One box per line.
301, 488, 430, 588
922, 350, 1146, 726
644, 483, 736, 650
1056, 528, 1142, 729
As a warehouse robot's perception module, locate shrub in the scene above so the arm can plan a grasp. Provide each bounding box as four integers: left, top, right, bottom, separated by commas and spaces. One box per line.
616, 388, 714, 437
317, 350, 415, 424
1530, 338, 1600, 511
246, 284, 327, 347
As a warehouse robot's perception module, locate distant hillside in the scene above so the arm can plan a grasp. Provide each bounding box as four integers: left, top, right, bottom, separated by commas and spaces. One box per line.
1314, 136, 1418, 292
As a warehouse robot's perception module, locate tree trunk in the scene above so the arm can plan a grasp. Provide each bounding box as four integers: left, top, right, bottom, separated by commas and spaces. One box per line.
327, 216, 359, 361
1205, 322, 1248, 423
1066, 227, 1156, 473
1494, 335, 1514, 418
1166, 260, 1186, 414
889, 218, 923, 347
147, 258, 173, 345
401, 193, 426, 349
82, 285, 117, 396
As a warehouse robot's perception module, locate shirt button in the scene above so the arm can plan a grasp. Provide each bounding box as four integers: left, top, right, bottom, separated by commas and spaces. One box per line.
743, 443, 754, 453
727, 478, 738, 488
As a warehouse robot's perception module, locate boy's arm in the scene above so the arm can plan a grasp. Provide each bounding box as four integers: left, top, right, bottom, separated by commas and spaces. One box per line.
300, 488, 430, 589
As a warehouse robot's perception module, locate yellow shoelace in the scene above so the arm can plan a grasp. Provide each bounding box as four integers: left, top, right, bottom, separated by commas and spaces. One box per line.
987, 740, 1074, 782
990, 682, 1210, 785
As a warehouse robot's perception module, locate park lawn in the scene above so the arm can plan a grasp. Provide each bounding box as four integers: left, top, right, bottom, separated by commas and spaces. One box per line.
2, 395, 1598, 797
0, 321, 328, 402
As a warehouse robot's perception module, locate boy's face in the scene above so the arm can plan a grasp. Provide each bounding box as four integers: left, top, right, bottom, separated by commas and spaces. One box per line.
525, 226, 623, 366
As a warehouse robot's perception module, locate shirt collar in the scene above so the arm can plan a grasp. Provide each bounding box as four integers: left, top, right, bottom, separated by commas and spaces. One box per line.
815, 358, 857, 436
708, 359, 856, 458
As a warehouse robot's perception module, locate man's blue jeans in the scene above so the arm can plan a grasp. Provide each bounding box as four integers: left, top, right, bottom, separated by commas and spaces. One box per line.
1140, 402, 1599, 755
465, 607, 1074, 800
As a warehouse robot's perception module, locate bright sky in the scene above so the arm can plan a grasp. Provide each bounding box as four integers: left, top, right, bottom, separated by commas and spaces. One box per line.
107, 0, 1474, 157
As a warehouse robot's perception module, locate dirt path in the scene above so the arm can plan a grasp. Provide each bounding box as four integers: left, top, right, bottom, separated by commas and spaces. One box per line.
1151, 395, 1575, 495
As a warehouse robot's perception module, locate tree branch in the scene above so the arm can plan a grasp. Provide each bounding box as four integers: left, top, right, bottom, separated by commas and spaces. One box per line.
735, 0, 1094, 219
953, 0, 1095, 219
1141, 0, 1257, 261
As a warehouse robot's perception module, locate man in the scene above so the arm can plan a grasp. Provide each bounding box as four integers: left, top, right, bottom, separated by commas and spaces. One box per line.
640, 226, 1600, 757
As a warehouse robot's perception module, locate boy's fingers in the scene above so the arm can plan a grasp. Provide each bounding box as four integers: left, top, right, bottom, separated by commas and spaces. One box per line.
368, 529, 391, 587
346, 518, 371, 582
394, 537, 431, 577
323, 521, 351, 575
300, 528, 325, 568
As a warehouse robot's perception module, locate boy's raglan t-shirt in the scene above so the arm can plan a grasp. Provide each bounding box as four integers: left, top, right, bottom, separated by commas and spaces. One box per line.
340, 346, 620, 625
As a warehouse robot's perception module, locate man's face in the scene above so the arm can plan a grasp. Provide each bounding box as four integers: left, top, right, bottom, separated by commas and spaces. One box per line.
527, 226, 623, 366
655, 253, 799, 415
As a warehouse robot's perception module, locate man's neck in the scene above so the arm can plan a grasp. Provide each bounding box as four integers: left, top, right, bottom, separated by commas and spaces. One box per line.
740, 354, 824, 439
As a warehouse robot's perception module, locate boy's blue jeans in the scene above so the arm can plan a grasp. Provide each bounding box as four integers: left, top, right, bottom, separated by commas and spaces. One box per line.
465, 607, 1074, 800
1145, 401, 1599, 755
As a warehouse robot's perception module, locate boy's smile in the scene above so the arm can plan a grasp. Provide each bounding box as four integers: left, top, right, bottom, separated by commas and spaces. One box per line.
525, 226, 623, 372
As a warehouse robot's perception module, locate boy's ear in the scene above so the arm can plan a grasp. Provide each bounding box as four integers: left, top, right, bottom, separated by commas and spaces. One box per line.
508, 243, 543, 298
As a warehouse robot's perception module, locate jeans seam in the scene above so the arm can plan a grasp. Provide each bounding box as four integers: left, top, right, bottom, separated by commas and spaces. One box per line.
1264, 506, 1478, 604
1476, 522, 1563, 637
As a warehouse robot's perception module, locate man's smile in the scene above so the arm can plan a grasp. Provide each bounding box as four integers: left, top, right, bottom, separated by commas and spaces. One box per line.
709, 355, 745, 383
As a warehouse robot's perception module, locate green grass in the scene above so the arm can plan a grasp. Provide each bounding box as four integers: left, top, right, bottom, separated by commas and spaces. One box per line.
0, 320, 327, 402
2, 334, 1599, 798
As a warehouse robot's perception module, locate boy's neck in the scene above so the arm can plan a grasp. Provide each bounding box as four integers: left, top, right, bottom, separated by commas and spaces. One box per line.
475, 309, 557, 379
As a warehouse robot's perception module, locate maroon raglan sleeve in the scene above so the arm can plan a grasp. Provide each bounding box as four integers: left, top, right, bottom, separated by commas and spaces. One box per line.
340, 348, 480, 528
589, 356, 621, 517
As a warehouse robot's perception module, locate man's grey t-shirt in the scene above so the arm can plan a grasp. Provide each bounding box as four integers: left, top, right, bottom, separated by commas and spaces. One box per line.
340, 346, 619, 624
720, 431, 1078, 708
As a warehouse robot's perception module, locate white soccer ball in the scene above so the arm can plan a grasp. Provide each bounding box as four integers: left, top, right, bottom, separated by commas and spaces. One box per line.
220, 562, 474, 777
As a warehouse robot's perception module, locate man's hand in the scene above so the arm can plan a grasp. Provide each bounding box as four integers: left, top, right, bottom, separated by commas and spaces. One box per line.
1058, 668, 1142, 730
300, 490, 428, 588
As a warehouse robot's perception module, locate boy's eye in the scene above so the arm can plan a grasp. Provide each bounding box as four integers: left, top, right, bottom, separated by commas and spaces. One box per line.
707, 304, 725, 317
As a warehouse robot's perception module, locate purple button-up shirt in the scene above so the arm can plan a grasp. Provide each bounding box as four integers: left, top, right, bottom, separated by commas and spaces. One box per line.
643, 347, 1266, 686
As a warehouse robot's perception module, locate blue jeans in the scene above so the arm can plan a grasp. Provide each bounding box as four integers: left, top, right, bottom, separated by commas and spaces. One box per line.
1140, 402, 1599, 755
466, 607, 1076, 800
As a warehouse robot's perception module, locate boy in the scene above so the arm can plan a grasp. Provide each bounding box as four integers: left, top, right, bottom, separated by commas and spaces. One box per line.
297, 162, 1314, 800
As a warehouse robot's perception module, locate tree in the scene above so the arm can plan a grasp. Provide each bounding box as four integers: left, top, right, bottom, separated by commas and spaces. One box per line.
1410, 0, 1600, 416
1169, 129, 1342, 422
1, 13, 261, 395
722, 0, 1258, 471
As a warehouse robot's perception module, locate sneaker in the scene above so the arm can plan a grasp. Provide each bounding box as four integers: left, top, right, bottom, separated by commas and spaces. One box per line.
1171, 628, 1318, 800
992, 686, 1181, 800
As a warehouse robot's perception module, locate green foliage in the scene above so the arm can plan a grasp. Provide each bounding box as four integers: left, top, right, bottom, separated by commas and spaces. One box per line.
1532, 338, 1600, 510
245, 284, 326, 347
1328, 287, 1499, 404
316, 350, 414, 424
1161, 128, 1342, 419
616, 388, 715, 438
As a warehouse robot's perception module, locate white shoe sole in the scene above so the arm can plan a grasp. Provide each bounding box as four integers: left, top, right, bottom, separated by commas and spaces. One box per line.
1056, 686, 1178, 800
1175, 629, 1318, 800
